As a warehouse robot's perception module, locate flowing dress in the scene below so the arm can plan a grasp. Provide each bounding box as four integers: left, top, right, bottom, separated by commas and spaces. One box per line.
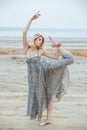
26, 53, 74, 120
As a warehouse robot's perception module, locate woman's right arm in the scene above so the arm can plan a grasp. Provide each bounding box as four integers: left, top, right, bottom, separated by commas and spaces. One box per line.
23, 19, 32, 51
23, 11, 41, 51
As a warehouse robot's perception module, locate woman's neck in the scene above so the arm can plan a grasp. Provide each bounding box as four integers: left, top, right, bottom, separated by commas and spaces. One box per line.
31, 46, 39, 50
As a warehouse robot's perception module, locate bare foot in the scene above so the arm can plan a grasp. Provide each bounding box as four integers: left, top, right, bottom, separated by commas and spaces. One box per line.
49, 36, 56, 48
49, 36, 62, 48
56, 42, 62, 47
40, 119, 53, 126
51, 42, 62, 48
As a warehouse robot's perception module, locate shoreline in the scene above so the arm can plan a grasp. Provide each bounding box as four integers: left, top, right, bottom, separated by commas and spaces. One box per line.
0, 48, 87, 57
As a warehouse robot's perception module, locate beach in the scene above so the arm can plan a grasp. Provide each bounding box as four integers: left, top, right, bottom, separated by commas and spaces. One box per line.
0, 39, 87, 130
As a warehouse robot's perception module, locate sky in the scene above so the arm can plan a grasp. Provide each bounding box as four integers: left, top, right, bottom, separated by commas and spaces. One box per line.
0, 0, 87, 29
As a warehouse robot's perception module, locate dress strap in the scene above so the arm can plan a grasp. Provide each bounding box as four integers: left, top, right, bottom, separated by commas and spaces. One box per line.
38, 49, 39, 57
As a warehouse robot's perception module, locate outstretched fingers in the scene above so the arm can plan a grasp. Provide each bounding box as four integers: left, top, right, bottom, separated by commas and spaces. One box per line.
35, 11, 41, 18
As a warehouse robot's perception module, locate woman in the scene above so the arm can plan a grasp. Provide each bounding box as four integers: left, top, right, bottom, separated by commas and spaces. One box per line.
23, 11, 74, 126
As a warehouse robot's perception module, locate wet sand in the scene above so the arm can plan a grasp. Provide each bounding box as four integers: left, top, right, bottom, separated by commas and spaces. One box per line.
0, 51, 87, 130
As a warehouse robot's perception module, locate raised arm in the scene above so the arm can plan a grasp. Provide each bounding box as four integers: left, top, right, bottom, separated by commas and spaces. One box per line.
23, 11, 41, 51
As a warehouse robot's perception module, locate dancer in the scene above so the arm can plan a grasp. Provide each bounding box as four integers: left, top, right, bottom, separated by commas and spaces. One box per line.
23, 11, 74, 126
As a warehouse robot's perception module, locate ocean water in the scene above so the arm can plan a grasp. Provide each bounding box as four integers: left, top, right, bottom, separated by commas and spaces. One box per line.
0, 27, 87, 47
0, 27, 87, 39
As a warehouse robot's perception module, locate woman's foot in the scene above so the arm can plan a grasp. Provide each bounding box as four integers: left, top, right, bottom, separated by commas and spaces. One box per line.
56, 42, 62, 47
49, 36, 62, 48
40, 119, 53, 126
49, 36, 56, 47
51, 42, 62, 48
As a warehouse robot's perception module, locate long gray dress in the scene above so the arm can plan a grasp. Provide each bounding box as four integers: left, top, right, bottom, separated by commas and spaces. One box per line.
26, 53, 74, 120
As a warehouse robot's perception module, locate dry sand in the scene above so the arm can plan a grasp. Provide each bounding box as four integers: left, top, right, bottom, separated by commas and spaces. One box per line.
0, 50, 87, 130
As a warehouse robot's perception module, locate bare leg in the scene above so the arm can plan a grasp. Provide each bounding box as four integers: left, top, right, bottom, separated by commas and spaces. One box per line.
40, 97, 53, 126
49, 36, 71, 56
49, 37, 74, 66
57, 46, 71, 56
47, 97, 53, 121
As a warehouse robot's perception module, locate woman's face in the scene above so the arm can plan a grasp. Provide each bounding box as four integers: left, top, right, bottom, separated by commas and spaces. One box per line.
34, 36, 43, 47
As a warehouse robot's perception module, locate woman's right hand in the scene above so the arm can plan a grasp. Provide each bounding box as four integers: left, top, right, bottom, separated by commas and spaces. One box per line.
31, 11, 41, 21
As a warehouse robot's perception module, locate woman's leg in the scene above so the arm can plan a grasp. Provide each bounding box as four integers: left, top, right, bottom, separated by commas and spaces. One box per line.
47, 97, 53, 121
49, 36, 71, 56
57, 46, 71, 56
40, 97, 53, 126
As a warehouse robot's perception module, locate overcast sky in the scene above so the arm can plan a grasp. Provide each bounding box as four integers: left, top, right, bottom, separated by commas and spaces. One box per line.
0, 0, 87, 29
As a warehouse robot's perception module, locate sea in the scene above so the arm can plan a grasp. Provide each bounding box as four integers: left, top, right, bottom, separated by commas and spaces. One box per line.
0, 27, 87, 48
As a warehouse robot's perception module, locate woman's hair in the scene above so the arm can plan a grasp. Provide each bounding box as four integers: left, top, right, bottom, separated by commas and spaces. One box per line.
29, 33, 45, 49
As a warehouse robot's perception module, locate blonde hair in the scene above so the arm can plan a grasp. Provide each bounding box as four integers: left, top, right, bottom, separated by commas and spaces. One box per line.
29, 33, 45, 49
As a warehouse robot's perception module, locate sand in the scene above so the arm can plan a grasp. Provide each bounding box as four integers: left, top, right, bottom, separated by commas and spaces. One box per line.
0, 49, 87, 130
